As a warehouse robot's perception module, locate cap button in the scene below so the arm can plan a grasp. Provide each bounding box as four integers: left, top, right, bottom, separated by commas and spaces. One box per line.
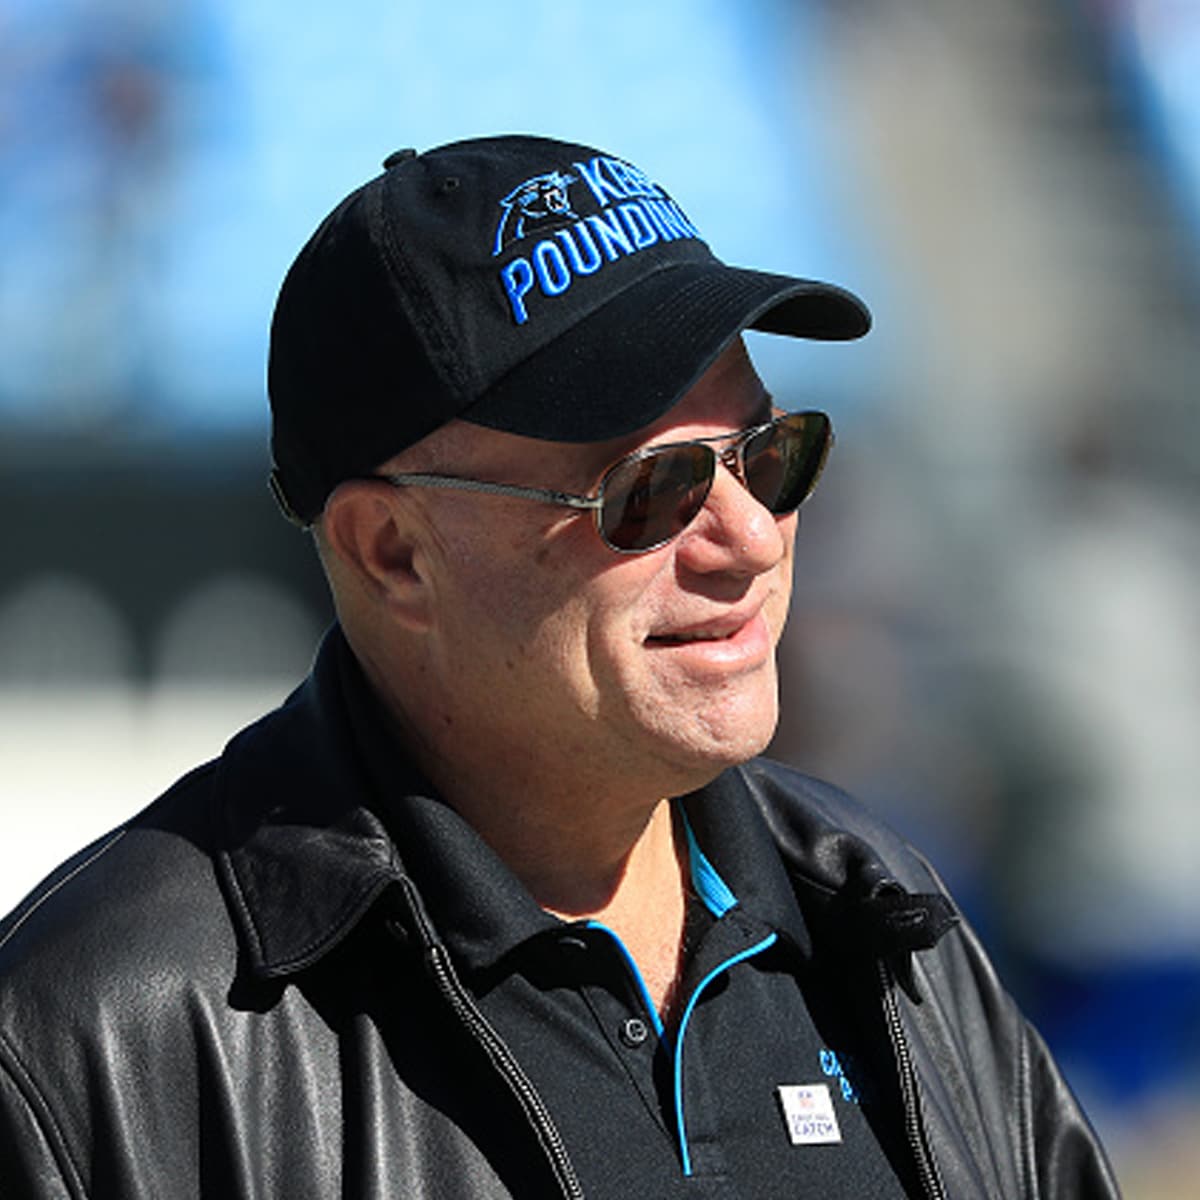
382, 148, 417, 169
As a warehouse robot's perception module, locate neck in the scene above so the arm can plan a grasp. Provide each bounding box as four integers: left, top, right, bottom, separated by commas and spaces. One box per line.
535, 799, 692, 1020
431, 752, 688, 915
424, 749, 692, 1017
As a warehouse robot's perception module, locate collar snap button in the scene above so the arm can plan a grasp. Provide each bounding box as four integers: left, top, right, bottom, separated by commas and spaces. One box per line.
619, 1017, 649, 1047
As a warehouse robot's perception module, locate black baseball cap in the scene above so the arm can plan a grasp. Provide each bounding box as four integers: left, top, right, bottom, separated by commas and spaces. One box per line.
268, 134, 870, 526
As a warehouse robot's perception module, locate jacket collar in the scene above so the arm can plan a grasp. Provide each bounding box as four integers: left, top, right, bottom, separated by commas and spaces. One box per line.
215, 627, 410, 978
733, 759, 959, 962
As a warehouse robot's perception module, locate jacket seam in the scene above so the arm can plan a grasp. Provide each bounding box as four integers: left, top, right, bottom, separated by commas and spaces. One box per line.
0, 1029, 89, 1198
0, 831, 127, 954
1017, 1022, 1037, 1200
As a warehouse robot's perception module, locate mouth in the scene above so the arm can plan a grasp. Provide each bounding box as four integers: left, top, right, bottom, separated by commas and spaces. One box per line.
643, 609, 774, 672
645, 627, 741, 646
644, 611, 757, 648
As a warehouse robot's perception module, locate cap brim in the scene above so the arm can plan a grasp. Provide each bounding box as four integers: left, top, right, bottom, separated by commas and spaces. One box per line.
461, 261, 870, 444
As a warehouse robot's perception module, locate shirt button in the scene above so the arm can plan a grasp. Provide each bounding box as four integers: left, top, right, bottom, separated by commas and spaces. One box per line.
620, 1017, 649, 1048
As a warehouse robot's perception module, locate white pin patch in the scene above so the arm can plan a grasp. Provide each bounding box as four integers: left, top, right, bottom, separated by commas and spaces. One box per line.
777, 1083, 843, 1146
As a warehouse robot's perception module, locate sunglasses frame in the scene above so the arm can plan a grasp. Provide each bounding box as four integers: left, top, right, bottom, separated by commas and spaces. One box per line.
372, 410, 833, 554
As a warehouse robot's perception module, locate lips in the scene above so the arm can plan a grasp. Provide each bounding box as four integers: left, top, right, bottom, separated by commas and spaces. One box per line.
646, 627, 738, 646
643, 605, 777, 678
644, 610, 757, 647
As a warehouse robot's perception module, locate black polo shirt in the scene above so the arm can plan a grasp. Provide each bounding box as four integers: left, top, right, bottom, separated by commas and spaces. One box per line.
344, 666, 914, 1196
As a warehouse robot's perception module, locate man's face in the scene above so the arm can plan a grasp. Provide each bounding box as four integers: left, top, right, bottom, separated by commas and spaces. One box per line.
407, 340, 799, 796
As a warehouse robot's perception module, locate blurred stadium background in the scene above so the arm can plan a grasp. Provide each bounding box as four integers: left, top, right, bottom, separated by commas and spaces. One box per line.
2, 1, 1198, 1193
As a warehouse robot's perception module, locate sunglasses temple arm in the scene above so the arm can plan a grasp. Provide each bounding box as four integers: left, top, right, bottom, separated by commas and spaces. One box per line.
381, 473, 602, 512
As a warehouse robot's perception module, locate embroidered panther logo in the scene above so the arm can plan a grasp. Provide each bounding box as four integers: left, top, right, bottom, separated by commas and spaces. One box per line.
492, 170, 579, 255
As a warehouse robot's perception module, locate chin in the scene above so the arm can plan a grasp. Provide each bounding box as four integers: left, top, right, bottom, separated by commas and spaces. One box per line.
663, 686, 781, 780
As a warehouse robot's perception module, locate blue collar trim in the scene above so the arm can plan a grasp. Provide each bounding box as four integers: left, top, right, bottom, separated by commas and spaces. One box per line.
680, 809, 738, 917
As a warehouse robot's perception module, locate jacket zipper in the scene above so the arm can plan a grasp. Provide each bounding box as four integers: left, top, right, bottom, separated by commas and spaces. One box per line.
396, 881, 584, 1200
878, 960, 946, 1200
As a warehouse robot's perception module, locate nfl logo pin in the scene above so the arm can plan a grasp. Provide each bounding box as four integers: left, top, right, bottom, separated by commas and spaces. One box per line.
777, 1083, 843, 1146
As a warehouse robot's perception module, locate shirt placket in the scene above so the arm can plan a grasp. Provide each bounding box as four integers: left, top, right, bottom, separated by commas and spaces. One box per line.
578, 909, 780, 1183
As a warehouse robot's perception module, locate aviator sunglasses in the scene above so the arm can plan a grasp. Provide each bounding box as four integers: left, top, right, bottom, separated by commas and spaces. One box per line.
373, 410, 833, 554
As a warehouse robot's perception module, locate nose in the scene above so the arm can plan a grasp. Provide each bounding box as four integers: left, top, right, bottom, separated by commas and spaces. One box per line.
674, 460, 791, 576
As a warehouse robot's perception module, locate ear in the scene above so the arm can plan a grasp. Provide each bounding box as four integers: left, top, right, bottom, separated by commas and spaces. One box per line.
320, 481, 436, 633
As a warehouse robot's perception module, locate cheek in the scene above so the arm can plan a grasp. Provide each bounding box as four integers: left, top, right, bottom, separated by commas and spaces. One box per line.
438, 525, 605, 681
429, 501, 673, 706
581, 560, 677, 685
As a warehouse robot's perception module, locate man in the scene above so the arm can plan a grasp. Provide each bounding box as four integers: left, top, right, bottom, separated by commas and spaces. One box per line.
0, 136, 1118, 1197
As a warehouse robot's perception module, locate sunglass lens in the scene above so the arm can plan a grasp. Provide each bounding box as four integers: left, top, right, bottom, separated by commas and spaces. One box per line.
599, 445, 714, 551
743, 412, 831, 513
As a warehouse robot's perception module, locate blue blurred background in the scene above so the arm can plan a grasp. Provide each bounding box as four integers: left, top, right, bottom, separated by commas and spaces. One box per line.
2, 1, 1198, 1193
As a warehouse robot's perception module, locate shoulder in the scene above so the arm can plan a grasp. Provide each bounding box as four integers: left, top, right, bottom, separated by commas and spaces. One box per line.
0, 760, 235, 1036
0, 755, 278, 1193
0, 664, 326, 1011
0, 759, 247, 1175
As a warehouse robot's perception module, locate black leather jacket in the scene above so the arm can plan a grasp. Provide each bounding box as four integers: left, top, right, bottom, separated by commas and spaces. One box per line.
0, 633, 1120, 1198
